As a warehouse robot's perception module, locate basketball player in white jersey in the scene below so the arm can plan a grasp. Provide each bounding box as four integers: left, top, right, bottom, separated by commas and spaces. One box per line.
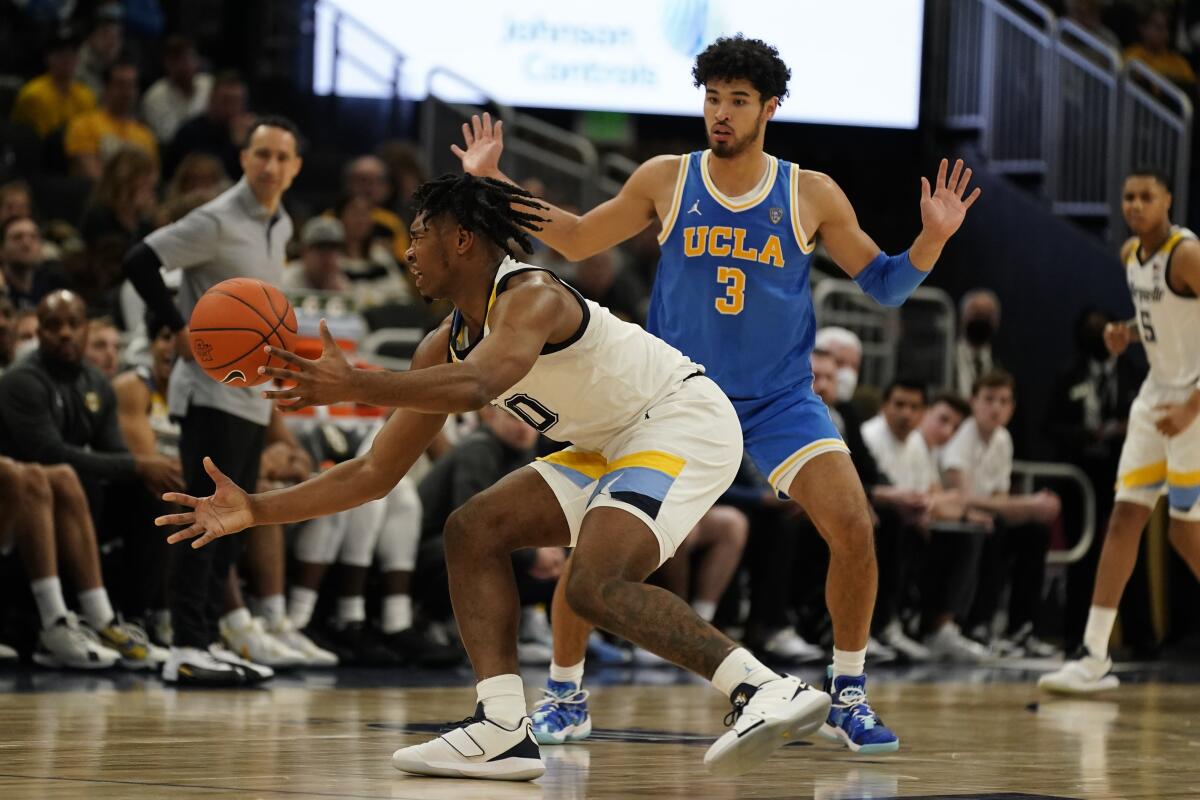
1040, 167, 1200, 693
156, 174, 833, 781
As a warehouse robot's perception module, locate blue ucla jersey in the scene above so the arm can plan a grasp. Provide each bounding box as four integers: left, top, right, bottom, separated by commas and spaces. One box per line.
647, 150, 817, 399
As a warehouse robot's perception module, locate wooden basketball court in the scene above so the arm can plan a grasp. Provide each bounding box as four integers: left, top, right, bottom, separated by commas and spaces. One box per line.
1, 667, 1196, 799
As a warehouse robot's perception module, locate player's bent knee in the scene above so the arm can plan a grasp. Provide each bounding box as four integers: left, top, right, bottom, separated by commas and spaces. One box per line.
44, 464, 85, 504
444, 502, 517, 555
22, 464, 53, 505
563, 566, 609, 624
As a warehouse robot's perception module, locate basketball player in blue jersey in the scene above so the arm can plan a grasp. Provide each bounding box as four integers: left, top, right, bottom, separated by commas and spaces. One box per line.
454, 35, 980, 754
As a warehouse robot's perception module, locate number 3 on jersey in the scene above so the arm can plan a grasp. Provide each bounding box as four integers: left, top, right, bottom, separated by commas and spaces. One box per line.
715, 266, 745, 315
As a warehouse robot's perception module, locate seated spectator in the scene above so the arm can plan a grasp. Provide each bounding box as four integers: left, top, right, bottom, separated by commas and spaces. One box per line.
9, 27, 96, 139
0, 290, 182, 499
0, 179, 33, 221
165, 70, 249, 181
954, 288, 1002, 399
944, 369, 1062, 656
74, 3, 123, 98
13, 307, 38, 360
566, 249, 647, 324
1, 216, 62, 309
83, 316, 120, 378
284, 217, 348, 293
80, 146, 158, 251
814, 325, 864, 405
0, 292, 14, 373
161, 152, 229, 220
336, 193, 414, 305
656, 505, 749, 628
64, 60, 158, 180
140, 35, 213, 143
1064, 0, 1121, 51
0, 454, 165, 669
1124, 7, 1196, 92
376, 139, 428, 223
342, 154, 410, 261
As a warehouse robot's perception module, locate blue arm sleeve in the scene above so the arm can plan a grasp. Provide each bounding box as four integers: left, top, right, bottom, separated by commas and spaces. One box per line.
852, 250, 928, 308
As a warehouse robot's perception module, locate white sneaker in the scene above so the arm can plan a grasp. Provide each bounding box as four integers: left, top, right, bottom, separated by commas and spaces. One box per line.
162, 646, 244, 686
867, 636, 897, 664
34, 613, 120, 670
0, 641, 16, 662
1038, 652, 1119, 694
93, 619, 169, 670
762, 627, 825, 663
265, 616, 338, 668
391, 705, 545, 781
924, 623, 991, 664
881, 619, 932, 662
517, 639, 553, 665
520, 605, 553, 647
220, 615, 305, 668
208, 643, 274, 683
704, 674, 832, 777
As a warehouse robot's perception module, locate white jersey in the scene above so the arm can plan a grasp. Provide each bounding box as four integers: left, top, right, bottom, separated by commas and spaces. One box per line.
1127, 226, 1200, 389
448, 257, 703, 451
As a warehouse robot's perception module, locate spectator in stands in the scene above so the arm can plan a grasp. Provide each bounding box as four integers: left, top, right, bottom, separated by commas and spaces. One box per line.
13, 307, 38, 359
284, 217, 347, 292
80, 146, 158, 250
656, 505, 749, 630
1064, 0, 1121, 50
376, 139, 428, 223
0, 180, 33, 221
944, 369, 1062, 656
567, 249, 648, 324
1, 216, 58, 309
83, 316, 120, 378
342, 155, 410, 260
0, 288, 181, 499
336, 193, 414, 306
814, 325, 864, 404
165, 70, 249, 181
1047, 307, 1147, 653
141, 35, 212, 143
9, 27, 96, 139
74, 3, 124, 98
954, 288, 1002, 400
162, 153, 229, 216
1124, 6, 1196, 92
0, 454, 166, 669
64, 60, 158, 180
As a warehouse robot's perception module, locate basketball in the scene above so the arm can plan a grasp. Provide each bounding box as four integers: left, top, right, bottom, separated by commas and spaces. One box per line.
188, 277, 298, 387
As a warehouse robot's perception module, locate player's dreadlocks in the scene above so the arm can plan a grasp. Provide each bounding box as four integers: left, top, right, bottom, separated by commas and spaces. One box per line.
692, 35, 791, 105
411, 173, 549, 258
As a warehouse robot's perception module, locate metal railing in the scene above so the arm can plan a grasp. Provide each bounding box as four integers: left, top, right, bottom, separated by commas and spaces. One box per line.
942, 0, 1192, 235
812, 278, 956, 391
318, 1, 405, 132
1012, 460, 1096, 565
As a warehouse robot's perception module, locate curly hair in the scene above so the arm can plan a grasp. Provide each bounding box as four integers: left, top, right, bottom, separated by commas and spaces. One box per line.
692, 35, 791, 104
411, 174, 548, 258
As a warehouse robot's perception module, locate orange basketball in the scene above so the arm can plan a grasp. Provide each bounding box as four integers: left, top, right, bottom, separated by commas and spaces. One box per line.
188, 278, 298, 388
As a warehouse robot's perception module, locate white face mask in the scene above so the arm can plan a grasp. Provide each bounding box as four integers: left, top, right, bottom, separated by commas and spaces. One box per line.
835, 366, 858, 402
13, 338, 38, 362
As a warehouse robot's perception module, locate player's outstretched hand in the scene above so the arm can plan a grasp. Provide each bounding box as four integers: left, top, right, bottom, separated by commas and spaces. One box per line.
157, 457, 256, 548
920, 158, 981, 242
259, 320, 354, 411
451, 112, 504, 177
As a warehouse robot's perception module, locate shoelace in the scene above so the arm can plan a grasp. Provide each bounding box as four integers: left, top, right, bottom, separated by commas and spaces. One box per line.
833, 685, 886, 729
532, 688, 589, 723
723, 692, 751, 727
441, 709, 486, 733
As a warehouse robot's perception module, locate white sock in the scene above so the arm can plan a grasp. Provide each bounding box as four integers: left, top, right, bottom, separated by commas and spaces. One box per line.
711, 647, 777, 697
477, 673, 527, 727
549, 658, 585, 687
338, 596, 366, 626
692, 599, 717, 622
1084, 605, 1118, 660
381, 594, 412, 634
288, 586, 318, 629
222, 606, 252, 631
833, 647, 867, 679
31, 576, 68, 629
78, 587, 114, 630
259, 594, 286, 627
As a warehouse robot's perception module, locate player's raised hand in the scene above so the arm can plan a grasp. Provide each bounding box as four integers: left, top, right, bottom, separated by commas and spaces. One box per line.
920, 158, 981, 242
450, 112, 504, 177
157, 457, 256, 548
259, 320, 354, 411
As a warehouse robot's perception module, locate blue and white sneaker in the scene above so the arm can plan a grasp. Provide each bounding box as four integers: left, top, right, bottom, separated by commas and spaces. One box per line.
531, 679, 592, 744
819, 667, 900, 754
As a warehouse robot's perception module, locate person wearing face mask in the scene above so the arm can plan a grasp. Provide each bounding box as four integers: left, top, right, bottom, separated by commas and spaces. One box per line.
814, 326, 863, 405
955, 289, 1002, 399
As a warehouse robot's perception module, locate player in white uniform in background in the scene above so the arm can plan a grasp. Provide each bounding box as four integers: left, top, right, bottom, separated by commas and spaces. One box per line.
156, 174, 832, 781
1040, 168, 1200, 693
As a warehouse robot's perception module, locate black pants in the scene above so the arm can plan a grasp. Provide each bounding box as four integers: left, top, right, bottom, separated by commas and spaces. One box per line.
873, 508, 926, 632
966, 520, 1051, 635
170, 406, 265, 649
920, 527, 986, 635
